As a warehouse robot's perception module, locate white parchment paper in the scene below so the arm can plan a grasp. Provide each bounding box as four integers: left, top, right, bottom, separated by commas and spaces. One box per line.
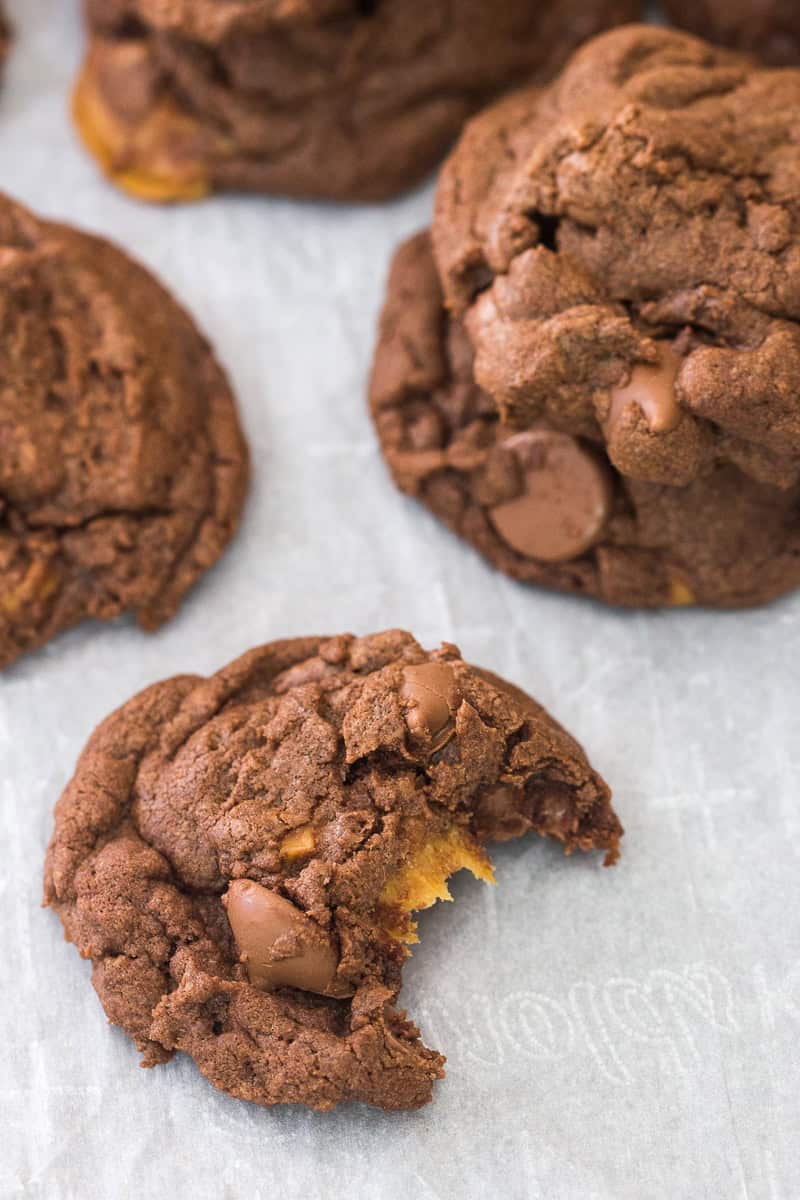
1, 4, 798, 1197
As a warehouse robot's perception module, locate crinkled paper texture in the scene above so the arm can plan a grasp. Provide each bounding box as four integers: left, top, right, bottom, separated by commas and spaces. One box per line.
0, 3, 798, 1198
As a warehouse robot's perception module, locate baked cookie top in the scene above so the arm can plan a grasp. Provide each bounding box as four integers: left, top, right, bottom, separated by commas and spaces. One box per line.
0, 192, 248, 669
44, 630, 620, 1111
433, 25, 800, 495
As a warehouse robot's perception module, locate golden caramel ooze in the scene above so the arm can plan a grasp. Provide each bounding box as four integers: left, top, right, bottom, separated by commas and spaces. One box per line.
73, 57, 210, 204
1, 560, 60, 618
280, 825, 316, 862
379, 827, 495, 944
668, 578, 697, 607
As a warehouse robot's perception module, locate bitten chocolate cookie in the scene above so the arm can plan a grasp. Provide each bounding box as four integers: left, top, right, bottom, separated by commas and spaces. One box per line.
74, 0, 639, 204
370, 27, 800, 609
664, 0, 800, 65
0, 193, 248, 669
44, 631, 620, 1112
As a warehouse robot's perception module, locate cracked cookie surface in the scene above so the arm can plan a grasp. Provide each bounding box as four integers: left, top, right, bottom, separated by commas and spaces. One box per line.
369, 27, 800, 608
44, 630, 620, 1112
664, 0, 800, 64
0, 192, 249, 669
75, 0, 639, 203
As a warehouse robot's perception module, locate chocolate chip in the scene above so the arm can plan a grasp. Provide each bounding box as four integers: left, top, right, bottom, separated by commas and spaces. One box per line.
607, 343, 682, 437
223, 880, 352, 999
400, 662, 460, 749
489, 431, 613, 563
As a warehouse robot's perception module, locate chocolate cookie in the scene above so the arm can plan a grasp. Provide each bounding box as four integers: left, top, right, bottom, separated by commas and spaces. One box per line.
0, 193, 249, 669
664, 0, 800, 65
0, 7, 9, 71
74, 0, 640, 204
370, 27, 800, 608
44, 631, 620, 1112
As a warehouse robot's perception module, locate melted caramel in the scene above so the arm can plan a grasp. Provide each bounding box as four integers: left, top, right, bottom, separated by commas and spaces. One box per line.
379, 827, 495, 944
280, 825, 316, 862
73, 57, 210, 203
668, 578, 697, 607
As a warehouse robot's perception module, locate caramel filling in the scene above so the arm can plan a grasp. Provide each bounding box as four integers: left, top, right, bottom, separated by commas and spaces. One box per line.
73, 54, 211, 203
668, 578, 696, 607
1, 560, 60, 618
279, 825, 316, 862
379, 827, 495, 944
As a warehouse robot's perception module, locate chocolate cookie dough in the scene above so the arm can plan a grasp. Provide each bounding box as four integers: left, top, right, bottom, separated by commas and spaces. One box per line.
0, 192, 248, 669
370, 27, 800, 608
74, 0, 640, 204
44, 631, 620, 1112
664, 0, 800, 65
